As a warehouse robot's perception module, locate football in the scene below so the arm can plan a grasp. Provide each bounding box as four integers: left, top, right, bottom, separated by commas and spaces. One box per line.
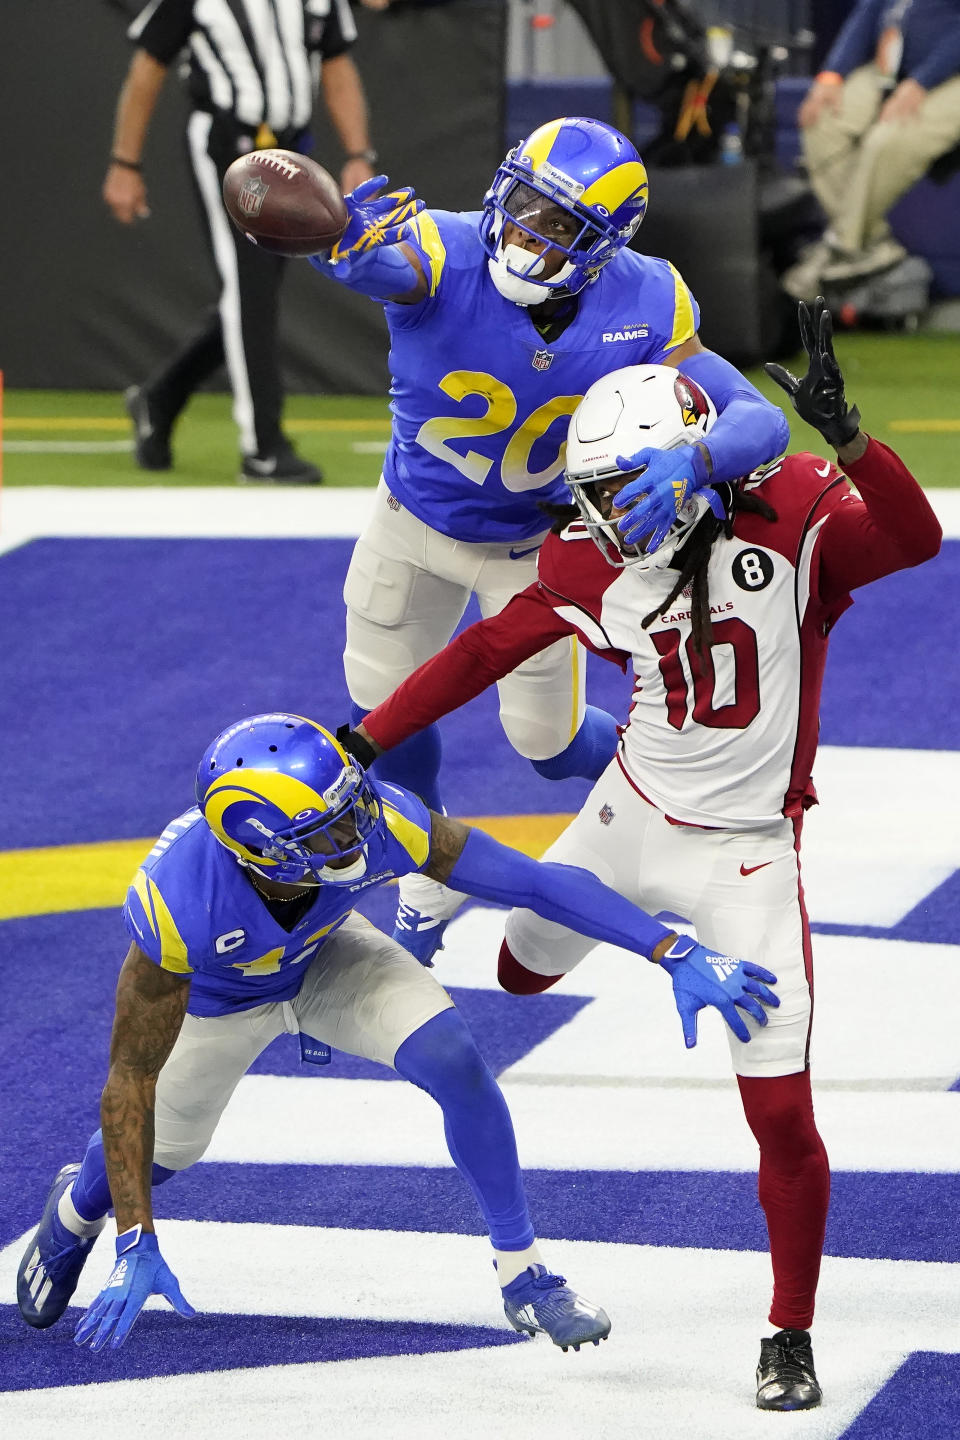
222, 149, 348, 257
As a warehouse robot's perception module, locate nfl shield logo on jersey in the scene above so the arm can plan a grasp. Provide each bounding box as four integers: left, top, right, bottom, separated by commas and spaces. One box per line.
532, 349, 554, 372
599, 803, 615, 826
238, 175, 270, 218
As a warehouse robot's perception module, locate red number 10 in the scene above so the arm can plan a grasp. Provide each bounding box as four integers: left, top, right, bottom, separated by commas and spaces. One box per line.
651, 618, 761, 730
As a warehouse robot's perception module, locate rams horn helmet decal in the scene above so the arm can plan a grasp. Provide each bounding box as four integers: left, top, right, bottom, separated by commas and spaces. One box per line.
480, 116, 649, 301
196, 713, 387, 887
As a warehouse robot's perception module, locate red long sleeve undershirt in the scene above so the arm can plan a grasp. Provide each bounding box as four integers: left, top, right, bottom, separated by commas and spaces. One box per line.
815, 436, 941, 602
363, 436, 942, 752
363, 585, 572, 750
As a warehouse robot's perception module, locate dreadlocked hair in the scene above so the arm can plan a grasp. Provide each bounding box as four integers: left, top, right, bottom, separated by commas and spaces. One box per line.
538, 499, 580, 534
642, 485, 779, 661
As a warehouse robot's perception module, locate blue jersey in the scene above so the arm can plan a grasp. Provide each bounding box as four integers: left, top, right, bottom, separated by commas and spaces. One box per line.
122, 783, 431, 1018
382, 209, 701, 544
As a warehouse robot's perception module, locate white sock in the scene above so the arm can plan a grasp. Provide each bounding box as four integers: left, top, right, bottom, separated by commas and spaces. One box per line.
58, 1184, 107, 1239
494, 1242, 544, 1288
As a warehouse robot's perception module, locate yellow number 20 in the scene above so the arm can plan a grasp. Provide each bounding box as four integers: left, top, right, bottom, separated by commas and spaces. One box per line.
415, 371, 582, 494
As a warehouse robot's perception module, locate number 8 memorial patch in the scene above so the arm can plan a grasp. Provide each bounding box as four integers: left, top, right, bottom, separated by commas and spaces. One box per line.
732, 548, 775, 592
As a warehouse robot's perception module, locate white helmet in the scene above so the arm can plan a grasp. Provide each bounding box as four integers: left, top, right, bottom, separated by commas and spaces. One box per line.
564, 364, 717, 571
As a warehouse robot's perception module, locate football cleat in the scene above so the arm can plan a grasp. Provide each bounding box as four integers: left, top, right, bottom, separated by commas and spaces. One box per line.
392, 873, 466, 966
238, 439, 323, 486
17, 1164, 106, 1329
501, 1264, 611, 1352
756, 1328, 823, 1411
125, 385, 173, 471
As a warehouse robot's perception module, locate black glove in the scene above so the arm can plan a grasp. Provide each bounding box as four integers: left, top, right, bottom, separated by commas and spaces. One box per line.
336, 723, 378, 771
764, 297, 861, 450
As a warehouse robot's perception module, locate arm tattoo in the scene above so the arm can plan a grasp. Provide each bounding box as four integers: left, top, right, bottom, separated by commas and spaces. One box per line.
100, 943, 190, 1232
423, 812, 470, 884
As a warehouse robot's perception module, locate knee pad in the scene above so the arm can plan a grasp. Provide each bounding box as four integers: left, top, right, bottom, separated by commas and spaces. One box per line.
343, 543, 423, 708
531, 705, 619, 782
496, 637, 584, 761
343, 539, 417, 628
151, 1138, 213, 1171
738, 1072, 826, 1166
394, 1007, 488, 1098
498, 939, 563, 994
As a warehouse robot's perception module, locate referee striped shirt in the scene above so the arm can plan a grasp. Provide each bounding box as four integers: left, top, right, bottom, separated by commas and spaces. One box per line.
129, 0, 356, 133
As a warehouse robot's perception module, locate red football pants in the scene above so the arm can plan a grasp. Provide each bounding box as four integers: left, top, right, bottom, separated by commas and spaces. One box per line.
499, 941, 831, 1330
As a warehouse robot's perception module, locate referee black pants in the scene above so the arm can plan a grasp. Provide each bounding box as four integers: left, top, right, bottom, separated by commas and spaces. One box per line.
144, 111, 304, 459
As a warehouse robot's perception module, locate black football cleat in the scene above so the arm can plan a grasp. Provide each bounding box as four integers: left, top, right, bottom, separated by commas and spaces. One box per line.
756, 1328, 822, 1410
238, 439, 323, 486
125, 385, 173, 470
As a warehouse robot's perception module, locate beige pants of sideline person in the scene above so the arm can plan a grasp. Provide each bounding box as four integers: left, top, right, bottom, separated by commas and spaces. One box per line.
802, 63, 960, 253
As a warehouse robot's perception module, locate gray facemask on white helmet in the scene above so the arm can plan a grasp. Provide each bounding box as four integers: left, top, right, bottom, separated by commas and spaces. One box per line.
563, 364, 718, 571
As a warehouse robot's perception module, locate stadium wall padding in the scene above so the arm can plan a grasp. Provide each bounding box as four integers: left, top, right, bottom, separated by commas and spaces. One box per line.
0, 0, 506, 394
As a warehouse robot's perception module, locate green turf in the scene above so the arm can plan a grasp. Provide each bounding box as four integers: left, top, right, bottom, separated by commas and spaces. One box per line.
3, 392, 391, 488
4, 332, 959, 487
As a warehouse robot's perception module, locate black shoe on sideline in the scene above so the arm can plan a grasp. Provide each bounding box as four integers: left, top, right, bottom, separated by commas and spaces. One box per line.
756, 1328, 822, 1411
125, 385, 173, 471
238, 440, 323, 486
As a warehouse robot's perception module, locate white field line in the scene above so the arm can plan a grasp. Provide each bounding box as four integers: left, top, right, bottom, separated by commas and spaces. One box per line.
0, 487, 958, 556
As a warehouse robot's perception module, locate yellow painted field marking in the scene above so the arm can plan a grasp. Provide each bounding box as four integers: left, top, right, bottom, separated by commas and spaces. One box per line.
0, 838, 154, 920
887, 419, 960, 433
5, 417, 390, 434
6, 418, 130, 431
285, 419, 390, 433
0, 813, 573, 922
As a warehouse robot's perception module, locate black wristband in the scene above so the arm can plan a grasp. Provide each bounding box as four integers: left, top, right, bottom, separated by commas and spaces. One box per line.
336, 723, 378, 771
344, 148, 378, 164
110, 155, 143, 172
824, 402, 862, 451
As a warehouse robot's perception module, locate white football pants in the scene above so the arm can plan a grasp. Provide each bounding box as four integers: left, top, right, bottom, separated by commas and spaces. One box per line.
152, 913, 454, 1170
504, 760, 814, 1078
343, 481, 586, 761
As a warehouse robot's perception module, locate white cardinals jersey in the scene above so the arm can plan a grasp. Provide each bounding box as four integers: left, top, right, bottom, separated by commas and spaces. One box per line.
363, 437, 940, 833
537, 454, 851, 828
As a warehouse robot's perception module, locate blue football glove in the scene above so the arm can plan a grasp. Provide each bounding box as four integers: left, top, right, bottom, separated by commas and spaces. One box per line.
74, 1225, 195, 1352
614, 444, 712, 551
657, 935, 779, 1049
329, 175, 424, 261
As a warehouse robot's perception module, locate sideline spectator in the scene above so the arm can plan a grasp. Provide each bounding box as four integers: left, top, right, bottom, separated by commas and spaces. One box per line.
785, 0, 960, 300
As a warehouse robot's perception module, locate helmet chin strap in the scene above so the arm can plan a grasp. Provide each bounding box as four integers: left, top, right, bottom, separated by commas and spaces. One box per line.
487, 243, 576, 306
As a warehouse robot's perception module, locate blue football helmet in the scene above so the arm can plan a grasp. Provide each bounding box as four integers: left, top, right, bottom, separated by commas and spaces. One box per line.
196, 713, 387, 887
479, 116, 649, 301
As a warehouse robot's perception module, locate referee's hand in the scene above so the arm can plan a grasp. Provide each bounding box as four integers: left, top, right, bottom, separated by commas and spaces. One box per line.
104, 163, 150, 224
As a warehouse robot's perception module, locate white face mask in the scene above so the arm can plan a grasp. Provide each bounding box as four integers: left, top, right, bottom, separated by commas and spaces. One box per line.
487, 242, 575, 306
